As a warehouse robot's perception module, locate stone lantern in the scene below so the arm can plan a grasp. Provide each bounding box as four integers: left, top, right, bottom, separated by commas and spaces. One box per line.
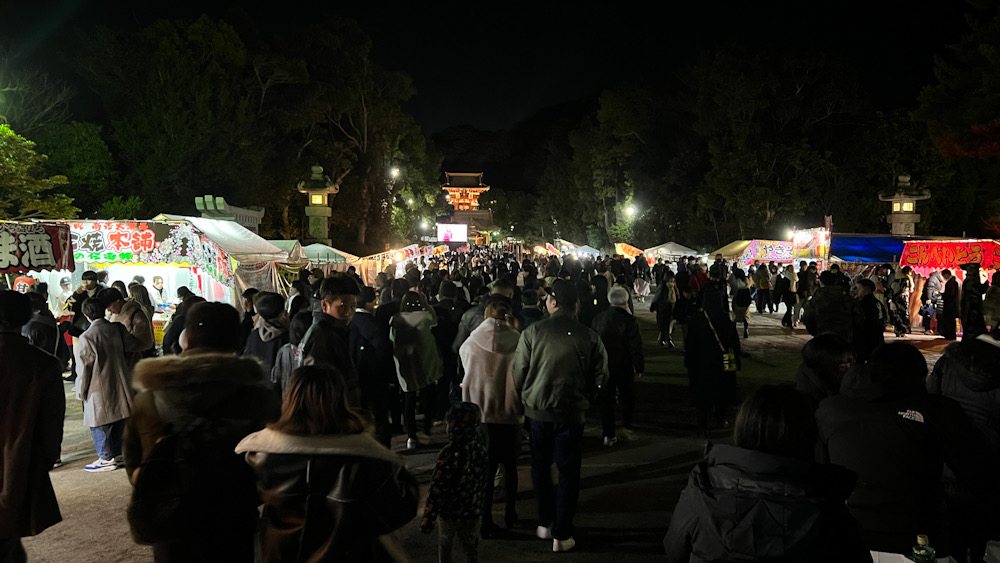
297, 165, 339, 245
879, 174, 931, 236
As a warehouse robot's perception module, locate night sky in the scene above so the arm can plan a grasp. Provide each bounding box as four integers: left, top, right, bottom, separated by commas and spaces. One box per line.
2, 0, 971, 134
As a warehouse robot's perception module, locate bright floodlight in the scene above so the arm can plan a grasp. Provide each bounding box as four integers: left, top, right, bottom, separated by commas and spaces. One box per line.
627, 206, 636, 216
420, 220, 428, 229
391, 167, 399, 178
407, 198, 414, 205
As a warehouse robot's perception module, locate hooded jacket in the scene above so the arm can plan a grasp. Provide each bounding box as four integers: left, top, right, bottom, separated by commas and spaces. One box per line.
815, 363, 997, 555
123, 351, 280, 545
801, 284, 864, 341
512, 310, 609, 424
303, 311, 361, 406
928, 335, 1000, 452
663, 444, 869, 563
389, 309, 442, 393
243, 315, 289, 375
238, 428, 418, 562
460, 319, 523, 425
421, 403, 489, 526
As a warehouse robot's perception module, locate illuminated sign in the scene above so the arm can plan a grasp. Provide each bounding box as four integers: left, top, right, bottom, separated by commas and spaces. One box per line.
436, 223, 468, 242
0, 222, 74, 273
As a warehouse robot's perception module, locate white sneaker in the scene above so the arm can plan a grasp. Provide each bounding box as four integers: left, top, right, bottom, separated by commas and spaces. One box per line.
553, 537, 576, 552
603, 436, 617, 447
406, 438, 417, 450
536, 525, 552, 540
84, 458, 118, 472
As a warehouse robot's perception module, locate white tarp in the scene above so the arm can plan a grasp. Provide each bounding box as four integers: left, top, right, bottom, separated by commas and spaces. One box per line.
646, 241, 699, 258
267, 240, 308, 263
153, 214, 286, 263
303, 243, 359, 265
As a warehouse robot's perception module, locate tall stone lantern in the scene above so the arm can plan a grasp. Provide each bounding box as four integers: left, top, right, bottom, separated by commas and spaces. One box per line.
298, 165, 339, 245
879, 174, 931, 236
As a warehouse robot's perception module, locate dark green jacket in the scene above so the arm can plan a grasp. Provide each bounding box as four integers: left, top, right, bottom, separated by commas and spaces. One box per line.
512, 310, 609, 424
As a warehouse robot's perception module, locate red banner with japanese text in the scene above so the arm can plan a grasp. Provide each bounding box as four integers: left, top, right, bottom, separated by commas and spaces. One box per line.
0, 222, 74, 273
899, 240, 1000, 273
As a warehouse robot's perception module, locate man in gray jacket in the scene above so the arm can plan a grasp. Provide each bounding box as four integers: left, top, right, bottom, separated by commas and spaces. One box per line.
512, 279, 609, 553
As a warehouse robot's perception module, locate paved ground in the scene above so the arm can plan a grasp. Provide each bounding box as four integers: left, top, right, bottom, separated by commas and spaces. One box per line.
22, 302, 950, 562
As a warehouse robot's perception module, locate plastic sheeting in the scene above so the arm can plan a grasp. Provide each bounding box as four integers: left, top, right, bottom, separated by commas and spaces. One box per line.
830, 234, 906, 263
303, 243, 359, 265
645, 241, 699, 258
267, 240, 308, 263
153, 214, 286, 263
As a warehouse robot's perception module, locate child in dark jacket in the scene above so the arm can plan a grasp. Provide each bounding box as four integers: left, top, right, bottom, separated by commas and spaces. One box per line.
421, 402, 489, 562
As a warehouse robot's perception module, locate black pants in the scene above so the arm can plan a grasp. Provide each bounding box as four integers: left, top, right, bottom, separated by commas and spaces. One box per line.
529, 420, 583, 541
0, 538, 25, 563
362, 385, 392, 448
755, 288, 773, 313
404, 383, 437, 439
600, 372, 635, 438
483, 423, 520, 528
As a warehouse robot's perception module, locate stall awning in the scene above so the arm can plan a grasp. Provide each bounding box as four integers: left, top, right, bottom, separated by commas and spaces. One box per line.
830, 234, 906, 263
645, 241, 698, 258
267, 240, 308, 263
573, 245, 602, 256
712, 240, 751, 258
303, 243, 359, 265
152, 215, 285, 263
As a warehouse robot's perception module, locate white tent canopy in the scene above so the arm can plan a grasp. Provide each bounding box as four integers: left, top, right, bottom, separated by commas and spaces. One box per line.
303, 243, 359, 265
645, 241, 699, 258
571, 245, 602, 256
152, 214, 286, 263
267, 240, 308, 263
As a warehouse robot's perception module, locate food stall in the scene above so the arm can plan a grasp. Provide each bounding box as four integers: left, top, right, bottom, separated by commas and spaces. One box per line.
64, 217, 286, 342
645, 241, 699, 260
711, 239, 793, 267
0, 221, 75, 310
791, 228, 831, 271
899, 239, 999, 281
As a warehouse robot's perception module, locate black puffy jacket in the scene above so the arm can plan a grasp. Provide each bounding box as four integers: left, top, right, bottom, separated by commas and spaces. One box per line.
816, 364, 997, 555
591, 306, 644, 379
237, 429, 419, 563
663, 444, 869, 563
928, 336, 1000, 452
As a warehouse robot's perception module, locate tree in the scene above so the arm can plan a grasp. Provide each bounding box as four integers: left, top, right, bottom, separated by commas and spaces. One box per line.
32, 121, 118, 217
0, 44, 75, 136
693, 47, 867, 238
73, 16, 268, 214
0, 124, 78, 219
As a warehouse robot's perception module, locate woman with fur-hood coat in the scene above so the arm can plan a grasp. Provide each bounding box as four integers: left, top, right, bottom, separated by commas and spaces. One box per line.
123, 302, 280, 562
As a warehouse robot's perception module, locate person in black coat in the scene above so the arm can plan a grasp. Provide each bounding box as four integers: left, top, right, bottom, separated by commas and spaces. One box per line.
242, 292, 289, 378
664, 384, 869, 562
592, 286, 644, 445
928, 326, 1000, 563
302, 277, 361, 406
816, 342, 998, 556
349, 286, 395, 448
852, 279, 886, 362
431, 281, 468, 409
793, 333, 855, 412
940, 269, 961, 340
686, 265, 741, 436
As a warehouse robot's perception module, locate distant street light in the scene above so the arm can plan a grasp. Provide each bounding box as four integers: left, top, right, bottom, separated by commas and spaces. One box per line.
420, 220, 428, 229
407, 198, 414, 205
627, 206, 636, 217
391, 167, 400, 178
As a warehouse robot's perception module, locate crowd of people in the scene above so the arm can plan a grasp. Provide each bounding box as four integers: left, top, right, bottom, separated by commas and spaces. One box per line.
2, 247, 999, 562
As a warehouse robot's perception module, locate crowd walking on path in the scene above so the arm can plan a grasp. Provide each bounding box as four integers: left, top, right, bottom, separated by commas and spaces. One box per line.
2, 248, 999, 562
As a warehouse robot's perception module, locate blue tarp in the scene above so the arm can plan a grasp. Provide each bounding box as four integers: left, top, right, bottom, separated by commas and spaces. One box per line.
830, 234, 905, 263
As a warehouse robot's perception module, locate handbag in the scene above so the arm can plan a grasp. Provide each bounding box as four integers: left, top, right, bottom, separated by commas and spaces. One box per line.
703, 310, 738, 372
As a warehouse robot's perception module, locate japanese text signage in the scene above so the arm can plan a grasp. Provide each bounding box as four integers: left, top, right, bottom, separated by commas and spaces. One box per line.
0, 222, 74, 273
738, 240, 793, 266
68, 221, 235, 286
900, 240, 1000, 271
